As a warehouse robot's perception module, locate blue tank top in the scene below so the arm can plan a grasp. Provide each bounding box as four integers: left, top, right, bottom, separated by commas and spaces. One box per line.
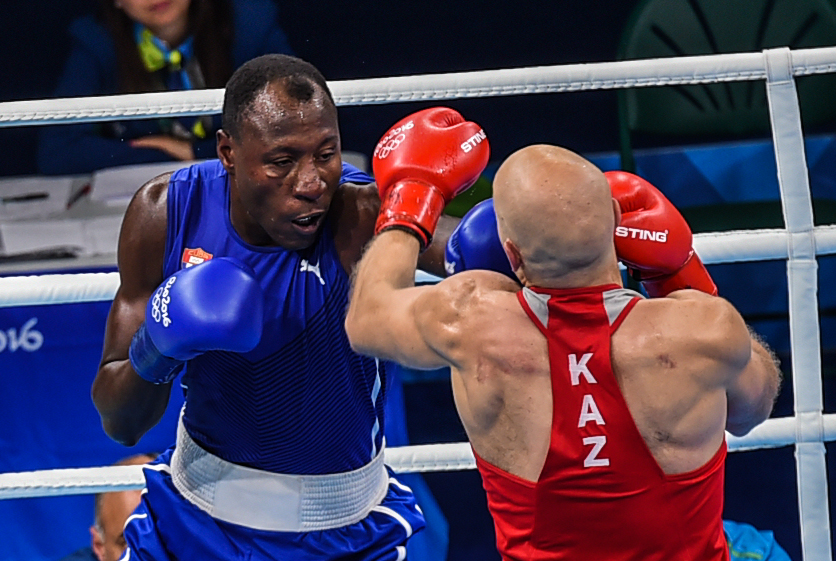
163, 160, 386, 475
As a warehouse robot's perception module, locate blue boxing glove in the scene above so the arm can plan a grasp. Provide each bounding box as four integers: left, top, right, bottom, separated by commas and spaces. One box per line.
444, 198, 516, 280
128, 257, 265, 384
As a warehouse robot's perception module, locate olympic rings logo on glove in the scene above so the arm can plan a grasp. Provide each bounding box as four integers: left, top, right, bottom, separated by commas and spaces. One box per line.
374, 120, 414, 159
150, 276, 176, 327
374, 134, 406, 159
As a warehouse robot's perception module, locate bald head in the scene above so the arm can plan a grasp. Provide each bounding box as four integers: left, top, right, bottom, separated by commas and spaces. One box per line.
493, 145, 618, 287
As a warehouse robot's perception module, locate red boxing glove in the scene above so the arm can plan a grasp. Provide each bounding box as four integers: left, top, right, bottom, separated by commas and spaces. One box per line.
605, 171, 717, 297
372, 107, 489, 250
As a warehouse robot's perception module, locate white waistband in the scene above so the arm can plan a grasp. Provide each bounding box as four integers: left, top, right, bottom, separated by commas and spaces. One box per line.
170, 417, 389, 532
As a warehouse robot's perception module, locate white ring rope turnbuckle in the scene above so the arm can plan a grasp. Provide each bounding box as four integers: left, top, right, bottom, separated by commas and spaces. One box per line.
0, 46, 832, 561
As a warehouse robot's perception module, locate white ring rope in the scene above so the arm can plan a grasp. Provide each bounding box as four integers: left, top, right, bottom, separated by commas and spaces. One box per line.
2, 226, 835, 307
1, 46, 836, 126
0, 45, 834, 560
2, 416, 834, 501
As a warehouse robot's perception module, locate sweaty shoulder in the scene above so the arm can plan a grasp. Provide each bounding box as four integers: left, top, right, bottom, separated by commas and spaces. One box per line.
118, 173, 171, 288
416, 270, 521, 366
634, 290, 751, 375
435, 270, 520, 304
130, 173, 171, 218
330, 181, 380, 273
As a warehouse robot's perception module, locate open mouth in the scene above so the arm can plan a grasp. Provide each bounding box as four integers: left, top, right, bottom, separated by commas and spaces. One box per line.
291, 212, 324, 231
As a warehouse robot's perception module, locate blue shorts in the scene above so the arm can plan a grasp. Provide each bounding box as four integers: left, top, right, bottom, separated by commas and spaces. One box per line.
123, 450, 426, 561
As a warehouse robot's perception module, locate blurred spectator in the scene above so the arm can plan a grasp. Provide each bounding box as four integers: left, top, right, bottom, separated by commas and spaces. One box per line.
38, 0, 293, 175
59, 452, 158, 561
724, 520, 792, 561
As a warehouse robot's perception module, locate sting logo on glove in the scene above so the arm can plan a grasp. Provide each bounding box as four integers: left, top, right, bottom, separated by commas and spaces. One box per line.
606, 170, 717, 297
461, 129, 487, 153
614, 226, 669, 243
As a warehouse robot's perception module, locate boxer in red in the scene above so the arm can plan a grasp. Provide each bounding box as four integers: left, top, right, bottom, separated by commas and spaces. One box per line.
346, 142, 781, 560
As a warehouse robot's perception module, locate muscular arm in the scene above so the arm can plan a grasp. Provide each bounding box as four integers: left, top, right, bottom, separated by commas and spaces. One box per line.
346, 230, 449, 368
346, 225, 516, 372
345, 226, 499, 374
725, 327, 781, 436
91, 174, 172, 446
667, 290, 781, 436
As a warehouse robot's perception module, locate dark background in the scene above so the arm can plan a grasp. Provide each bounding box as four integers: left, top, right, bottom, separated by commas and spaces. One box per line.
1, 1, 835, 560
0, 1, 637, 178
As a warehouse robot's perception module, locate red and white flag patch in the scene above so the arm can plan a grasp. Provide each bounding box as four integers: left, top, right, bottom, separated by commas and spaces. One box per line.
182, 248, 213, 268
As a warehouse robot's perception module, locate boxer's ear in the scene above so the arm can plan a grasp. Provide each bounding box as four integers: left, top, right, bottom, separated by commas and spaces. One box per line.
217, 129, 235, 175
90, 524, 105, 560
612, 198, 622, 229
504, 239, 526, 284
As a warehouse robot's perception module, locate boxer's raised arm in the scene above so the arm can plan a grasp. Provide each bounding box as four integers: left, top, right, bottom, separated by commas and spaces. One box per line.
346, 107, 489, 368
347, 230, 455, 368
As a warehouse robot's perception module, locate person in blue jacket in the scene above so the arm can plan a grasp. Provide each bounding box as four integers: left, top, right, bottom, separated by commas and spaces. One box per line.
37, 0, 293, 175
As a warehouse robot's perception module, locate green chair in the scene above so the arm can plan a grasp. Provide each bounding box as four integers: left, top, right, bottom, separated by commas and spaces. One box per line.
617, 0, 836, 174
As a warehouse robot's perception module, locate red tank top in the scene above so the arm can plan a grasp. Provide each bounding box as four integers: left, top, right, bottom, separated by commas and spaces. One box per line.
475, 284, 729, 561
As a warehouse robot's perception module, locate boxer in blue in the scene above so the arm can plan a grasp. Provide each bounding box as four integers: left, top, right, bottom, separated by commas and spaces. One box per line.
91, 54, 462, 560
